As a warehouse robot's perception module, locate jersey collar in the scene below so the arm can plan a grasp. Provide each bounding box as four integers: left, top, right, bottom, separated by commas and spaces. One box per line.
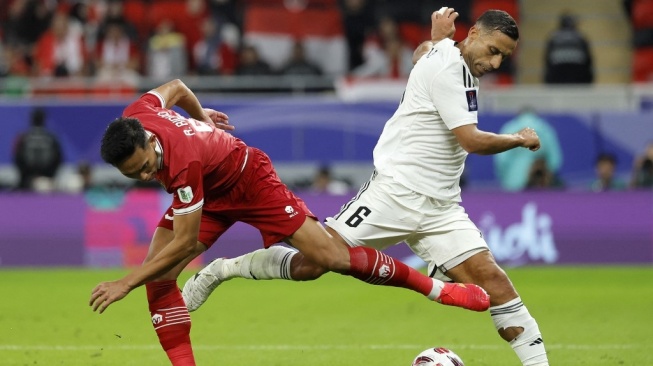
145, 130, 163, 169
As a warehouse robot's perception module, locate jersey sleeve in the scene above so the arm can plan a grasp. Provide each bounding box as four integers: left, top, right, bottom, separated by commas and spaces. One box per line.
169, 160, 204, 215
428, 62, 478, 130
122, 91, 167, 117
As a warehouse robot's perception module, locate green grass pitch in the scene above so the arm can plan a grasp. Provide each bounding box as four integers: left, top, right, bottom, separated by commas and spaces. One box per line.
0, 266, 651, 365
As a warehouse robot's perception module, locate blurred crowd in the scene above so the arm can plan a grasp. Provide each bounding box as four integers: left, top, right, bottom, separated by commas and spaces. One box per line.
1, 0, 651, 85
0, 0, 521, 84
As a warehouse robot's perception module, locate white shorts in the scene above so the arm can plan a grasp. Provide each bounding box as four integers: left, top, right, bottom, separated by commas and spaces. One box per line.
325, 172, 488, 281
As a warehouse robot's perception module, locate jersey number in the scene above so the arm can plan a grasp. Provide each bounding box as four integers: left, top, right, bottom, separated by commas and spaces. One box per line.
184, 119, 213, 136
345, 206, 371, 227
189, 119, 212, 132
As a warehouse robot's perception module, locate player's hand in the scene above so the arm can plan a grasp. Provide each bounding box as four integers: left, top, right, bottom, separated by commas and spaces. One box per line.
431, 7, 459, 42
516, 127, 541, 151
89, 280, 132, 314
202, 108, 235, 131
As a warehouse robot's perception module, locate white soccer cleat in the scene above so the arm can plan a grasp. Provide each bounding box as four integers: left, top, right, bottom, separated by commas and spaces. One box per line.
182, 258, 225, 312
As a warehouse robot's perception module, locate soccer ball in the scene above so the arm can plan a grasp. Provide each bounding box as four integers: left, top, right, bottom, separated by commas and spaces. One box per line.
411, 347, 464, 366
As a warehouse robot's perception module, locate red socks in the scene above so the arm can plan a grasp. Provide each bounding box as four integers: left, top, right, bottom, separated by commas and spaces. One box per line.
146, 280, 195, 366
346, 246, 434, 296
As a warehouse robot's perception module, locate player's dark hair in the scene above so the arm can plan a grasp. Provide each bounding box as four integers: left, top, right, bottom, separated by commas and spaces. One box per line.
596, 152, 617, 165
100, 117, 147, 166
477, 10, 519, 41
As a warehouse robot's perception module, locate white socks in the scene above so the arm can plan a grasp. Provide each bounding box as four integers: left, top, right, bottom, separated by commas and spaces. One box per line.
490, 297, 549, 366
218, 246, 297, 281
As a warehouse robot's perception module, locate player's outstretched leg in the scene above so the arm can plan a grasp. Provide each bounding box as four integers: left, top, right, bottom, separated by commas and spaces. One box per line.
345, 245, 489, 312
183, 246, 297, 312
183, 246, 489, 313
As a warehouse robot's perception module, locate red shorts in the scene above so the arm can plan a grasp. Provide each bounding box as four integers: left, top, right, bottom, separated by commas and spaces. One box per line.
157, 147, 316, 247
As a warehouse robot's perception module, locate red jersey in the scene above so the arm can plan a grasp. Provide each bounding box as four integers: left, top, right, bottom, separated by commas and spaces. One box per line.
123, 91, 248, 216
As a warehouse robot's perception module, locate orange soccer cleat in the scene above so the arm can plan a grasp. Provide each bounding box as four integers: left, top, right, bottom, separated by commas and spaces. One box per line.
436, 283, 490, 312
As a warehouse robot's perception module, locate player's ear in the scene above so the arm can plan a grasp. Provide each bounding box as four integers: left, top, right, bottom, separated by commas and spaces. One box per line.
468, 25, 480, 40
148, 134, 157, 148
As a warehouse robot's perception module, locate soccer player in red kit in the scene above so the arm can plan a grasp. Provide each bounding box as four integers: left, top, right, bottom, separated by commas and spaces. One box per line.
89, 79, 489, 365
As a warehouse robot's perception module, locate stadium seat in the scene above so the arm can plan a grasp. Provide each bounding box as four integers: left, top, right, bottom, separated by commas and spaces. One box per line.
632, 47, 653, 82
631, 0, 653, 30
471, 0, 519, 23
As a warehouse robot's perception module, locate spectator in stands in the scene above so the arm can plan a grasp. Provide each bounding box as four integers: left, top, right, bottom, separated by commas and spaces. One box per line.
310, 165, 351, 195
591, 153, 626, 192
68, 1, 98, 57
494, 107, 563, 191
193, 16, 239, 75
631, 142, 653, 188
97, 0, 138, 43
208, 0, 243, 32
340, 0, 375, 71
235, 44, 272, 76
3, 0, 52, 48
146, 19, 187, 80
279, 41, 322, 76
544, 12, 594, 84
0, 43, 30, 78
351, 16, 414, 78
525, 158, 564, 190
13, 108, 63, 192
59, 160, 94, 194
193, 17, 221, 75
96, 21, 140, 84
33, 10, 86, 77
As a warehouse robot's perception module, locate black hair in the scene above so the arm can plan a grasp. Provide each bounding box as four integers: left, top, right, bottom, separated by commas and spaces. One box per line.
100, 117, 147, 166
30, 108, 46, 127
596, 152, 617, 165
477, 10, 519, 41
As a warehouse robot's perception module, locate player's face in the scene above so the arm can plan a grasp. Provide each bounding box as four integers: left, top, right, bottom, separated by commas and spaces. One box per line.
464, 26, 517, 77
116, 136, 159, 182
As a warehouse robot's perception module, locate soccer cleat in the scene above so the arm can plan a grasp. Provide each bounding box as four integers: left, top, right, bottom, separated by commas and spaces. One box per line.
436, 283, 490, 312
182, 258, 225, 312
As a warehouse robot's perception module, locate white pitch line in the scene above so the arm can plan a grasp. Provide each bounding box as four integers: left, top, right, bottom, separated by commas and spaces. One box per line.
0, 344, 644, 352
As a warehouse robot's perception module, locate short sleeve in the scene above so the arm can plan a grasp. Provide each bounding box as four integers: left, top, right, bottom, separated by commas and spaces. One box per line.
122, 91, 166, 117
170, 161, 204, 215
428, 63, 478, 130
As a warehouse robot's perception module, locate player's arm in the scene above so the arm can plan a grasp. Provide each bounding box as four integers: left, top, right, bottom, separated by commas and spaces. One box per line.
413, 7, 459, 64
90, 209, 202, 313
152, 79, 234, 130
452, 124, 540, 155
123, 209, 202, 288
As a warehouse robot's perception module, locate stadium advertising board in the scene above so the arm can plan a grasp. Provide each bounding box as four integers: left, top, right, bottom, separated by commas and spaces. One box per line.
0, 191, 651, 267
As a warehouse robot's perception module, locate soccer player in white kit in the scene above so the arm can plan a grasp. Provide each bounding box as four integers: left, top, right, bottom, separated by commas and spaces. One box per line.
184, 9, 549, 366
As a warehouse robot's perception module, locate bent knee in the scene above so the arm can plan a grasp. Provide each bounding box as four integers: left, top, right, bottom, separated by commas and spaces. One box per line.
476, 269, 518, 304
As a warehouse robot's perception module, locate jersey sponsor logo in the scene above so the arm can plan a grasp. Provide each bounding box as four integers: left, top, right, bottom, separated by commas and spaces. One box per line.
151, 313, 163, 325
177, 186, 194, 203
285, 205, 299, 218
466, 89, 478, 111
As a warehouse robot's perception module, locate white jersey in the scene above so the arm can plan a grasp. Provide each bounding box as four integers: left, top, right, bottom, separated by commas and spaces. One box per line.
373, 38, 479, 202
